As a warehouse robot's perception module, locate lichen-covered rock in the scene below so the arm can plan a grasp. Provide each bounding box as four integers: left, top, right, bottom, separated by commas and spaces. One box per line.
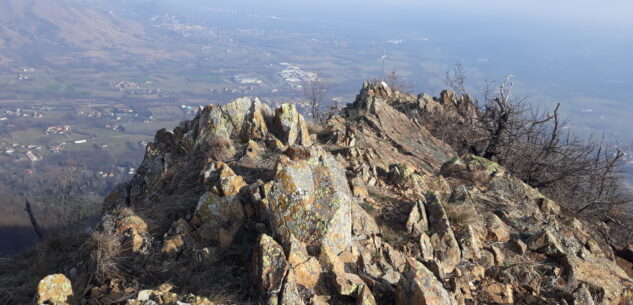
193, 191, 244, 248
161, 218, 192, 255
486, 214, 511, 243
561, 254, 633, 305
37, 274, 73, 305
196, 97, 268, 145
279, 271, 306, 305
482, 281, 514, 305
419, 233, 434, 260
406, 199, 428, 234
396, 257, 457, 305
208, 161, 247, 197
252, 234, 290, 297
426, 192, 461, 274
331, 271, 377, 305
351, 200, 379, 239
342, 82, 456, 173
273, 103, 311, 146
267, 146, 352, 255
572, 286, 596, 305
455, 225, 482, 261
287, 235, 323, 291
527, 228, 564, 256
241, 98, 270, 141
491, 264, 542, 296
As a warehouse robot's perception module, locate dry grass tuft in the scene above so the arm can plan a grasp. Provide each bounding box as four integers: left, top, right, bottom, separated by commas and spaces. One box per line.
207, 136, 236, 162
444, 203, 477, 230
88, 230, 128, 284
307, 120, 324, 135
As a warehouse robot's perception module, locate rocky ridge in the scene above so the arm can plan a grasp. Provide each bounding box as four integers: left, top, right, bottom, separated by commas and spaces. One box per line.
34, 82, 633, 305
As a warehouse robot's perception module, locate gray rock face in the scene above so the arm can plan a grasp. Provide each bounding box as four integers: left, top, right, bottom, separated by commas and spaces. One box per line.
426, 192, 461, 274
396, 257, 457, 305
340, 81, 456, 174
266, 146, 352, 255
196, 97, 270, 145
272, 103, 312, 146
406, 199, 429, 234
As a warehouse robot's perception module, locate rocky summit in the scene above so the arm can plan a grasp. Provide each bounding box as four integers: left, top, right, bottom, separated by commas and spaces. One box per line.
30, 82, 633, 304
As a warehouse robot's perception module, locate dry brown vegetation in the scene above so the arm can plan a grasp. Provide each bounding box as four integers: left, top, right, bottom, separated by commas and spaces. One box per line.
444, 203, 477, 230
0, 229, 87, 304
89, 230, 129, 284
430, 63, 631, 218
207, 136, 236, 162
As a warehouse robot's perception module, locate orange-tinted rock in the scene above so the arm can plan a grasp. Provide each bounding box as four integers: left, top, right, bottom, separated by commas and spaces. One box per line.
37, 274, 73, 305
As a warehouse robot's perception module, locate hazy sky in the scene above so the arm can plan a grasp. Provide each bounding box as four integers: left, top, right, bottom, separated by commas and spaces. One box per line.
191, 0, 633, 31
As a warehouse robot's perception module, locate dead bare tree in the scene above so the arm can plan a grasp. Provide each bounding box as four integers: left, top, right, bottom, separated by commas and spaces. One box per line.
478, 75, 529, 161
443, 60, 468, 96
24, 199, 44, 240
384, 71, 412, 93
425, 64, 631, 215
302, 73, 329, 122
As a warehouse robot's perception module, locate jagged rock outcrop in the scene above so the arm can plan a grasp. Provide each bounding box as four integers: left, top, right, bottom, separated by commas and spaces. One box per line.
27, 84, 633, 305
327, 81, 456, 174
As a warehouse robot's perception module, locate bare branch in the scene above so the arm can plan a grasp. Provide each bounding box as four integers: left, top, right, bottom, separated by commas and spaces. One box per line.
24, 199, 44, 240
302, 73, 329, 122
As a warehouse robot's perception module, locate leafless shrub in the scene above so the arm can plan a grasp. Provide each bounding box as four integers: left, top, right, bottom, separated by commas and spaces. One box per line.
303, 73, 329, 122
443, 60, 467, 96
384, 71, 412, 94
306, 120, 324, 135
89, 230, 128, 284
207, 136, 236, 162
444, 203, 477, 229
427, 63, 631, 215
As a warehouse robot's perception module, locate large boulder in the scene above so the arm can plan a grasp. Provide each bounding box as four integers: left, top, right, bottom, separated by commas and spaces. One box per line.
406, 199, 428, 234
252, 234, 290, 298
396, 257, 457, 305
196, 97, 270, 145
560, 254, 633, 305
272, 103, 312, 146
193, 162, 246, 248
193, 192, 244, 248
267, 146, 352, 255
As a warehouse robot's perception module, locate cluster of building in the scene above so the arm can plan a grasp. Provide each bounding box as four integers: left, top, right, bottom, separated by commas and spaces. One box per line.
278, 63, 318, 87
232, 75, 263, 85
0, 107, 46, 121
151, 15, 212, 37
1, 137, 92, 163
45, 125, 72, 135
113, 81, 140, 90
16, 67, 35, 81
104, 124, 126, 132
3, 143, 44, 162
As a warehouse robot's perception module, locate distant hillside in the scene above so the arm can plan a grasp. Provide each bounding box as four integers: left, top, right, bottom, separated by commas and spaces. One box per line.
0, 0, 188, 68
